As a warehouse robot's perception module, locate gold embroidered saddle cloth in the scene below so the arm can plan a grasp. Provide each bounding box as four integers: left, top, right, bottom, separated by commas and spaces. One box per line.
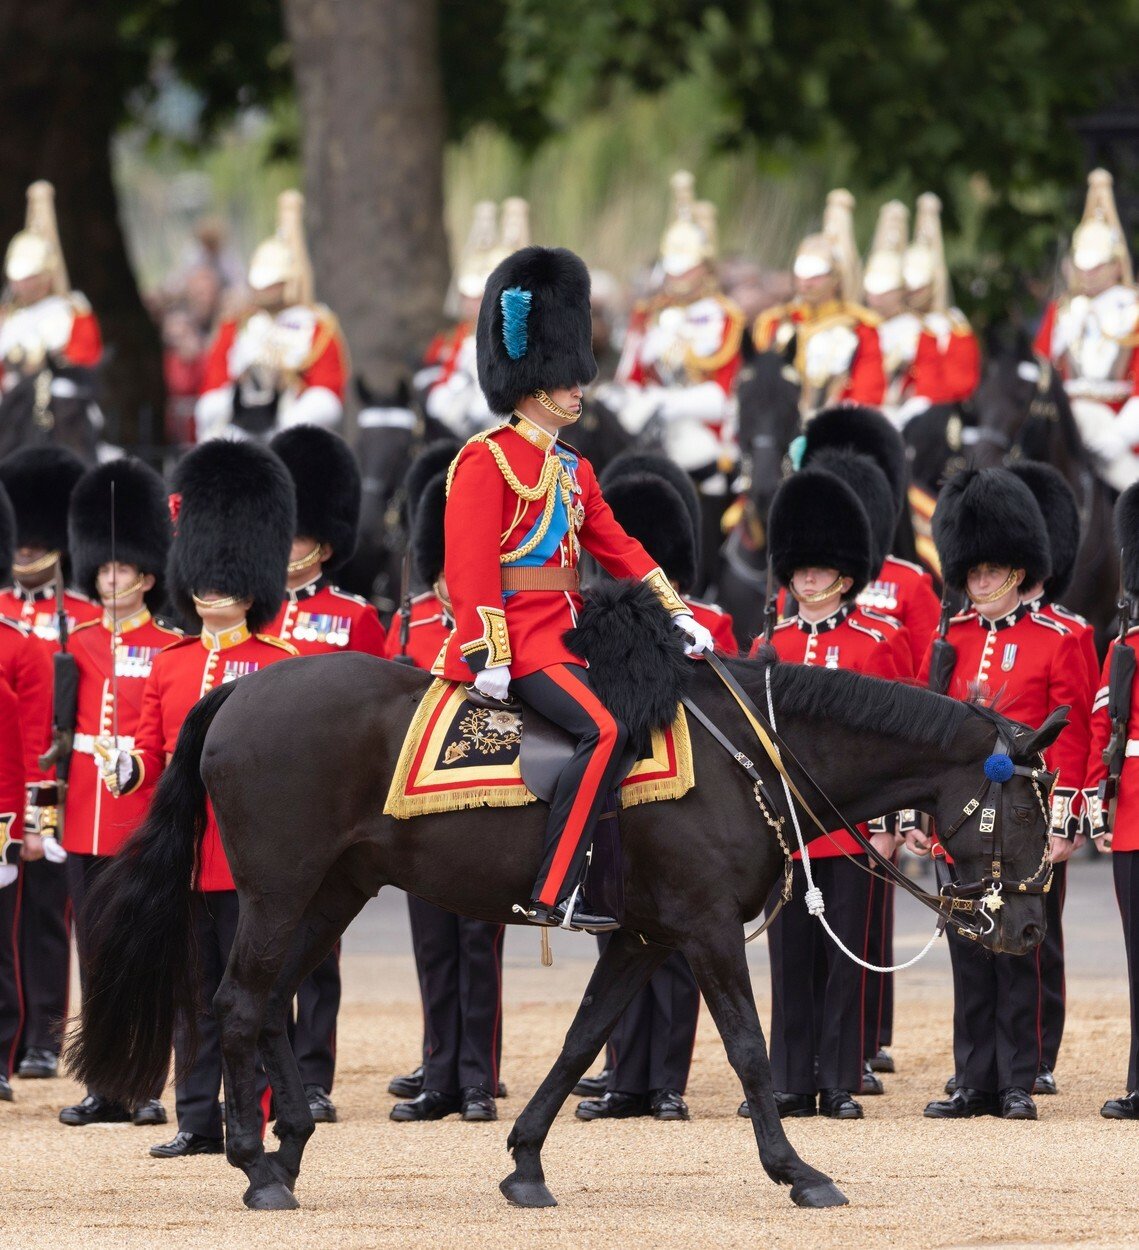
384, 678, 695, 819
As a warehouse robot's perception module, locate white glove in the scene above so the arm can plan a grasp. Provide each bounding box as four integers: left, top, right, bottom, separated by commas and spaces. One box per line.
41, 836, 67, 864
674, 613, 715, 657
657, 381, 730, 426
616, 388, 665, 435
94, 738, 135, 797
473, 665, 512, 701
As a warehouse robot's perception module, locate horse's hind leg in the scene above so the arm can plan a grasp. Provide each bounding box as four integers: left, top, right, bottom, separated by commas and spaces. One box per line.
681, 923, 848, 1209
259, 866, 372, 1189
502, 929, 668, 1209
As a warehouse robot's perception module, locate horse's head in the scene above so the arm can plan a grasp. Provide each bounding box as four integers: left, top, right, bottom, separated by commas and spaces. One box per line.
973, 355, 1082, 472
735, 352, 801, 506
938, 705, 1068, 955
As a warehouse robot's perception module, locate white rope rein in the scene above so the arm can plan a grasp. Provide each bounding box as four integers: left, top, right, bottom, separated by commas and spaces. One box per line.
763, 665, 944, 973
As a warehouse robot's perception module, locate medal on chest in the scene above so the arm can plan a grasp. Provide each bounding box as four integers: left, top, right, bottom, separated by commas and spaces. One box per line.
292, 611, 352, 647
859, 580, 898, 613
824, 644, 840, 669
115, 643, 158, 678
221, 659, 259, 683
29, 610, 78, 643
1001, 642, 1018, 672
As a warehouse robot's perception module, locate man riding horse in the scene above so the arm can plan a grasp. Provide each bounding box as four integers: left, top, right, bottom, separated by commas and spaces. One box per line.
441, 244, 715, 932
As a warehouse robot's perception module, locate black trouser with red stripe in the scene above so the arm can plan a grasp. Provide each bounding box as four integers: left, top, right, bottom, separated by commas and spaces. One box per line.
767, 857, 871, 1095
0, 876, 18, 1079
16, 857, 69, 1059
511, 663, 629, 909
947, 922, 1041, 1095
1113, 852, 1139, 1091
1038, 859, 1067, 1071
863, 872, 896, 1058
288, 948, 341, 1092
407, 895, 504, 1096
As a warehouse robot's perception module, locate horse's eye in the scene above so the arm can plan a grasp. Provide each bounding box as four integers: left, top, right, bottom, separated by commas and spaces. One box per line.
1012, 805, 1033, 824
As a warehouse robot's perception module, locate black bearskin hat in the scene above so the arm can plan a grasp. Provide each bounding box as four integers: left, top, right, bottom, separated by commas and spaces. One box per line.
807, 449, 895, 574
477, 246, 597, 415
768, 467, 873, 599
600, 475, 698, 593
168, 440, 295, 633
1116, 482, 1139, 599
68, 459, 171, 610
0, 446, 85, 554
402, 439, 460, 527
269, 425, 361, 572
0, 484, 15, 587
411, 472, 448, 586
600, 451, 702, 547
1006, 460, 1080, 600
933, 468, 1050, 594
801, 405, 907, 516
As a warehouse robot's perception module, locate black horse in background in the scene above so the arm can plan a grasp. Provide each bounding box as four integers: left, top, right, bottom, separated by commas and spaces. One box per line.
70, 592, 1060, 1215
0, 365, 100, 464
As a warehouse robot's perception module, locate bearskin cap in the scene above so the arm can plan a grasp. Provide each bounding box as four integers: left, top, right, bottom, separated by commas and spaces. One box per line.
477, 246, 597, 415
600, 475, 698, 593
168, 440, 295, 633
402, 439, 460, 527
933, 468, 1051, 594
0, 446, 85, 554
1006, 460, 1080, 600
600, 451, 702, 546
68, 459, 171, 610
768, 466, 873, 600
0, 484, 15, 587
411, 471, 448, 586
807, 449, 895, 574
801, 404, 907, 516
269, 425, 361, 572
1116, 482, 1139, 598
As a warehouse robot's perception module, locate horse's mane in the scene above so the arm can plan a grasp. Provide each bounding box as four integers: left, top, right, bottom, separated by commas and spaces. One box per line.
728, 657, 1024, 753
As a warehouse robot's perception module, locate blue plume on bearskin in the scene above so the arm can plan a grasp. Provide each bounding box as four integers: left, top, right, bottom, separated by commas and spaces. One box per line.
500, 287, 532, 360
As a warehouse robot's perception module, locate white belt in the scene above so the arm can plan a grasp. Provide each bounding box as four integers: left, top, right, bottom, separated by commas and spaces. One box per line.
1065, 379, 1132, 402
1124, 740, 1139, 758
73, 733, 135, 755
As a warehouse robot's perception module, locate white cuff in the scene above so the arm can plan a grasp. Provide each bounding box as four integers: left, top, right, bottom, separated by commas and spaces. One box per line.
280, 386, 343, 430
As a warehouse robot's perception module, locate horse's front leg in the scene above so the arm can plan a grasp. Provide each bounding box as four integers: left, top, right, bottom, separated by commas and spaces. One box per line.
502, 928, 668, 1209
682, 922, 848, 1209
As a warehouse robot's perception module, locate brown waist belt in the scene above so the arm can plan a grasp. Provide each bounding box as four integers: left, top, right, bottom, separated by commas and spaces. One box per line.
500, 566, 581, 592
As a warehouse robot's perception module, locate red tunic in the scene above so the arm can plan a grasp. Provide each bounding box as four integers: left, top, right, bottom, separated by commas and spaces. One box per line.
440, 419, 680, 680
130, 628, 297, 891
917, 605, 1091, 827
266, 578, 387, 658
423, 322, 473, 384
382, 591, 451, 671
0, 616, 52, 781
0, 675, 26, 854
752, 300, 886, 405
0, 584, 101, 649
620, 292, 746, 395
856, 555, 941, 674
64, 309, 103, 368
931, 313, 982, 404
202, 310, 347, 400
854, 606, 914, 681
63, 609, 182, 857
1087, 633, 1139, 850
749, 605, 899, 856
688, 599, 738, 658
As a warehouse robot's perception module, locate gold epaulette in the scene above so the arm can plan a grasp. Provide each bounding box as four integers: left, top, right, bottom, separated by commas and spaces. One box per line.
301, 302, 350, 373
445, 428, 500, 496
842, 300, 881, 328
752, 303, 792, 349
256, 634, 301, 655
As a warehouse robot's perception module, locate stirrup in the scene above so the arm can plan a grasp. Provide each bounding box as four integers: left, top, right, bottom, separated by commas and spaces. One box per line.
559, 884, 583, 930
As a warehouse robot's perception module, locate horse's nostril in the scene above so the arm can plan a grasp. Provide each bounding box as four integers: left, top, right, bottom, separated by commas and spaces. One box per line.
1022, 924, 1043, 946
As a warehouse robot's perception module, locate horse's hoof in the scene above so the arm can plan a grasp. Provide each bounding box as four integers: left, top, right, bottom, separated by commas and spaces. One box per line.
243, 1182, 300, 1212
500, 1172, 558, 1208
790, 1180, 848, 1209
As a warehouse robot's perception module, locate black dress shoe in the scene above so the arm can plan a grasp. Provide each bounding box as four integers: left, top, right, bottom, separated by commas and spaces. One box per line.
497, 1079, 508, 1098
649, 1089, 689, 1121
944, 1073, 958, 1095
525, 899, 619, 933
59, 1094, 132, 1126
460, 1086, 497, 1121
1033, 1067, 1058, 1096
819, 1089, 863, 1120
132, 1099, 168, 1126
17, 1048, 58, 1079
390, 1089, 461, 1122
573, 1067, 612, 1097
305, 1085, 338, 1123
738, 1091, 815, 1119
923, 1087, 997, 1118
1101, 1091, 1139, 1119
149, 1130, 224, 1158
999, 1087, 1037, 1120
0, 1074, 11, 1102
860, 1063, 884, 1095
387, 1064, 424, 1099
867, 1048, 895, 1074
575, 1091, 648, 1120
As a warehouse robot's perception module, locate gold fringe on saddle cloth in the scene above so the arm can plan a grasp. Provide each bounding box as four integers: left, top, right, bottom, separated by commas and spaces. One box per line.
384, 678, 694, 820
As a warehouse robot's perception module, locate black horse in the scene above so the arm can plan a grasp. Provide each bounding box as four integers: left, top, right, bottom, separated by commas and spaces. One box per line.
0, 366, 100, 464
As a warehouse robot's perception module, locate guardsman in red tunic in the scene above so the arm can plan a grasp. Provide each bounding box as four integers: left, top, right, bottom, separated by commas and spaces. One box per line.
99, 439, 298, 1158
1087, 482, 1139, 1117
1007, 461, 1099, 1098
196, 191, 347, 441
753, 190, 885, 416
916, 468, 1090, 1121
265, 424, 385, 1125
55, 459, 179, 1128
0, 182, 102, 392
0, 447, 98, 1081
745, 467, 898, 1122
443, 245, 714, 932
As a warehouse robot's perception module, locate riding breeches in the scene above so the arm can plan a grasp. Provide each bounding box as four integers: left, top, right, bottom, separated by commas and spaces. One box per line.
510, 663, 629, 908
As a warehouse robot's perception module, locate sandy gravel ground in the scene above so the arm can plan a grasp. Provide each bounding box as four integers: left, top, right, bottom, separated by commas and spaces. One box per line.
2, 939, 1139, 1250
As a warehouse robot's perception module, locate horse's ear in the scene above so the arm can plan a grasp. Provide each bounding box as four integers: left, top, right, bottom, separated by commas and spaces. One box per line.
1014, 705, 1070, 758
355, 375, 377, 408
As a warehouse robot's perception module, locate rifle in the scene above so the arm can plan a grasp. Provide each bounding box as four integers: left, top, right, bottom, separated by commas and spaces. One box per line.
390, 546, 416, 667
1099, 566, 1136, 837
34, 558, 78, 845
761, 552, 778, 648
926, 591, 958, 696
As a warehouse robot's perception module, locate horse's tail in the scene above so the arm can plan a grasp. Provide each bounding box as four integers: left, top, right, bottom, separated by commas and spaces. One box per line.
67, 683, 236, 1105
